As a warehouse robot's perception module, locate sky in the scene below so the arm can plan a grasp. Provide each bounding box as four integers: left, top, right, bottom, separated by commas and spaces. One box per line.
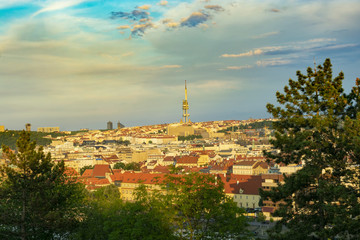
1, 0, 360, 131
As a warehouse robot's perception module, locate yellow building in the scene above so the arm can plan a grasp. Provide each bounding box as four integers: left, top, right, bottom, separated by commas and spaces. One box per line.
233, 161, 269, 175
0, 126, 5, 132
197, 153, 210, 166
223, 175, 262, 209
167, 124, 195, 137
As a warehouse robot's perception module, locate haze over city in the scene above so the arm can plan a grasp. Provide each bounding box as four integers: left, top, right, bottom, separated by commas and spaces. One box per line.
1, 0, 360, 130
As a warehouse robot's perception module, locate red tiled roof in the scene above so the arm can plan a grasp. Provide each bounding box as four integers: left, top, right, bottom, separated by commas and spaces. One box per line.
163, 156, 175, 162
93, 164, 111, 178
234, 160, 257, 166
254, 161, 269, 169
223, 175, 262, 195
176, 156, 198, 164
152, 165, 171, 174
82, 169, 93, 178
114, 172, 165, 185
262, 206, 275, 213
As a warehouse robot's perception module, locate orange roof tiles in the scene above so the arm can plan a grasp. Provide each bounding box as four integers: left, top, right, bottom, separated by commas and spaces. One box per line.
82, 169, 93, 178
113, 172, 165, 185
176, 156, 199, 164
223, 175, 262, 195
93, 164, 111, 178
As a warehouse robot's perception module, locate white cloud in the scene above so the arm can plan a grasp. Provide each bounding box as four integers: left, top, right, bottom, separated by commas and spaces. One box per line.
159, 65, 182, 69
32, 0, 90, 17
256, 58, 291, 67
222, 65, 253, 70
137, 4, 151, 10
159, 1, 168, 6
252, 31, 279, 39
221, 49, 263, 58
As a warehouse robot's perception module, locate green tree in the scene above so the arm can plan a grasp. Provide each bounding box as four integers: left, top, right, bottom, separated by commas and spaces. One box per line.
123, 162, 140, 171
79, 165, 93, 175
262, 59, 360, 239
152, 172, 250, 240
256, 212, 266, 223
74, 184, 174, 240
178, 135, 202, 142
0, 131, 85, 240
113, 162, 125, 169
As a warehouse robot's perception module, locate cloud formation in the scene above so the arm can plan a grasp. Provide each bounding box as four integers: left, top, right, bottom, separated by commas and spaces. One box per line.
223, 65, 253, 70
159, 65, 182, 69
256, 58, 291, 67
252, 31, 279, 39
1, 0, 360, 130
221, 49, 263, 58
159, 1, 168, 6
111, 10, 150, 21
117, 25, 130, 29
204, 5, 224, 11
181, 11, 210, 27
132, 22, 155, 36
32, 0, 88, 17
137, 4, 151, 10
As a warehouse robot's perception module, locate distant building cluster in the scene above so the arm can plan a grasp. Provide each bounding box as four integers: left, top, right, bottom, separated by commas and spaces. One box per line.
22, 117, 291, 222
37, 127, 60, 133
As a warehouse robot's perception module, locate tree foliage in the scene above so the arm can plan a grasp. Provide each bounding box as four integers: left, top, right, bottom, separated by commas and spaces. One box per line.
123, 162, 141, 171
0, 131, 85, 240
139, 172, 250, 240
112, 162, 141, 171
73, 184, 174, 240
262, 59, 360, 239
178, 135, 203, 141
217, 120, 273, 133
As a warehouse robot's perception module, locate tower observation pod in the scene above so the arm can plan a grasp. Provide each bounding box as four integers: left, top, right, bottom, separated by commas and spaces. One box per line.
181, 80, 190, 124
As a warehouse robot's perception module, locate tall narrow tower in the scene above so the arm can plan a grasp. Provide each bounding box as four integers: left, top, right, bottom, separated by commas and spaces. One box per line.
181, 80, 190, 124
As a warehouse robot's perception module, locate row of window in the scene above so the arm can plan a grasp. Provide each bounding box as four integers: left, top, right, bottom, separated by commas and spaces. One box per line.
234, 195, 256, 200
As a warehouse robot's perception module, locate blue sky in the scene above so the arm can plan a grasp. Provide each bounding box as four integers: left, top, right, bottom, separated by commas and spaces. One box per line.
1, 0, 360, 130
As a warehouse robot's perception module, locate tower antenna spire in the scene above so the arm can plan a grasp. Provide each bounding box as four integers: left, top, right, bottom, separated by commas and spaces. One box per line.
181, 80, 190, 124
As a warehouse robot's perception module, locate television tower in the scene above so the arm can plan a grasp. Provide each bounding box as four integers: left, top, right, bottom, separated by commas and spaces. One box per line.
181, 80, 190, 124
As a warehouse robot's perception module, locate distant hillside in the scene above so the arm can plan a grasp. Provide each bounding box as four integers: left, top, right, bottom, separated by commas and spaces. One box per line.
218, 120, 273, 133
0, 131, 68, 149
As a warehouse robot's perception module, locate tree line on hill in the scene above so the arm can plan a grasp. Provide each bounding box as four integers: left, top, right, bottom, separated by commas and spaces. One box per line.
0, 130, 87, 150
217, 120, 273, 133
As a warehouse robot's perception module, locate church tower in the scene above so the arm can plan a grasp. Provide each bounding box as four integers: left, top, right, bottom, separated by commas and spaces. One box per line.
181, 80, 190, 124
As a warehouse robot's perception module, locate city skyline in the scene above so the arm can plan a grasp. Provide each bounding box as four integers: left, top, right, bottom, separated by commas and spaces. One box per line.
1, 0, 360, 130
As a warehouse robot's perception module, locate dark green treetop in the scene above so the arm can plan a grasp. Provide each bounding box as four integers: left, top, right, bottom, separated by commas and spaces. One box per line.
0, 131, 85, 240
262, 59, 360, 239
